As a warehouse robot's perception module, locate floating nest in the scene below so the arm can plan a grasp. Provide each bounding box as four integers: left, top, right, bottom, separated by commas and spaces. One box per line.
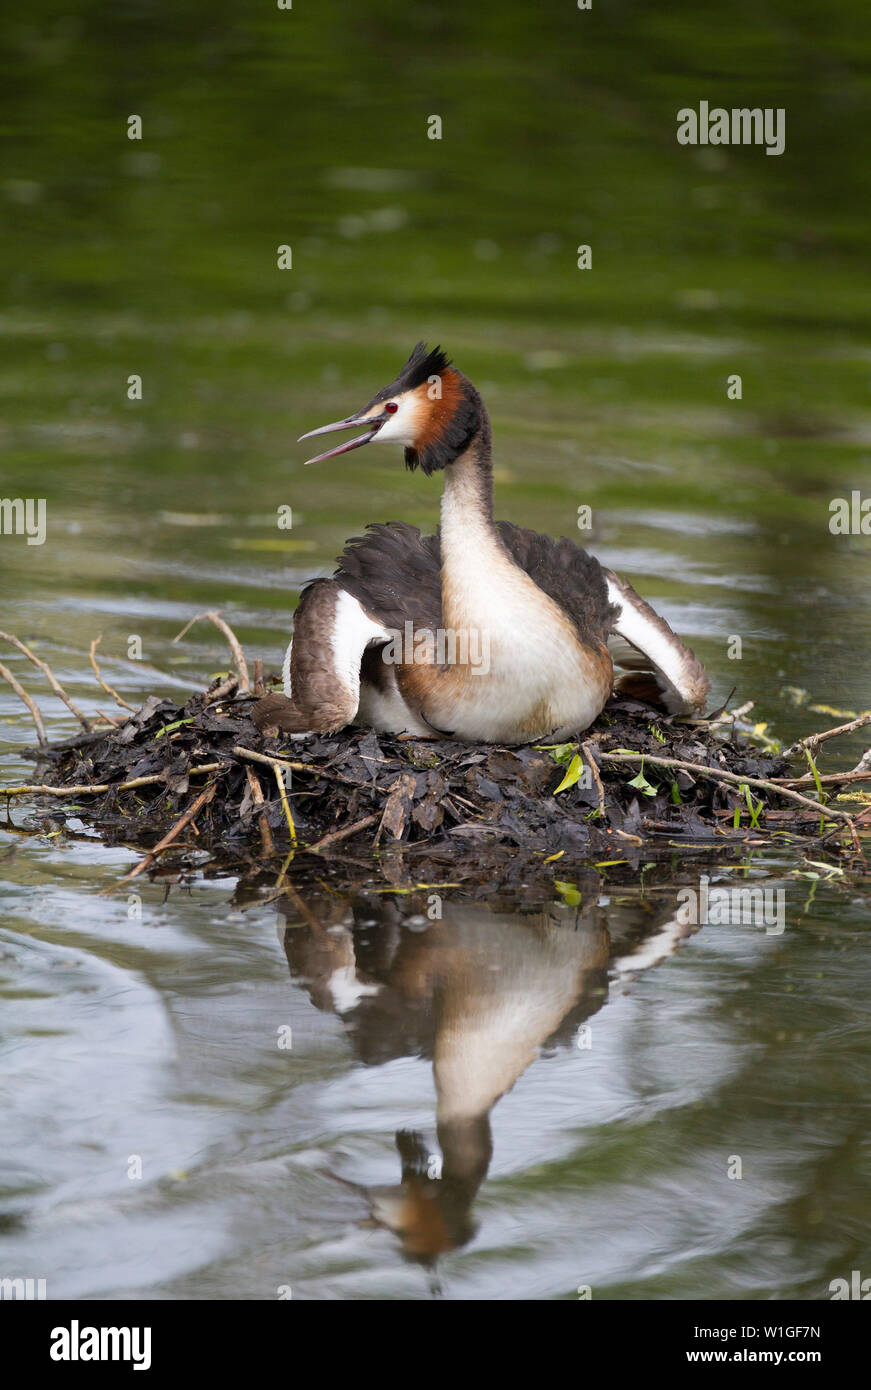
2, 616, 870, 891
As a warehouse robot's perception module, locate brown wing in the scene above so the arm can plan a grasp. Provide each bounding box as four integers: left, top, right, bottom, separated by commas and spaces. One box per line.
497, 522, 616, 649
332, 520, 614, 652
334, 522, 442, 630
330, 522, 707, 716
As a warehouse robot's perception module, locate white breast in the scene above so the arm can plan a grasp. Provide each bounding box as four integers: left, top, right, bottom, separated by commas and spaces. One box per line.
356, 664, 435, 736
431, 543, 609, 742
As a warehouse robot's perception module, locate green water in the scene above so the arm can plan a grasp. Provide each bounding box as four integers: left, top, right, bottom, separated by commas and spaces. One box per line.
1, 2, 870, 1299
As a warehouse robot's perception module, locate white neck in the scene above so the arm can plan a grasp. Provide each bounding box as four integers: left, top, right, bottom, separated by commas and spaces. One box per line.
439, 445, 510, 631
429, 443, 610, 741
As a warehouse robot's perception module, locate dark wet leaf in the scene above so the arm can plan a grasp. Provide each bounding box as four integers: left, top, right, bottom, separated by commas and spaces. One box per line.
412, 792, 444, 832
379, 773, 417, 840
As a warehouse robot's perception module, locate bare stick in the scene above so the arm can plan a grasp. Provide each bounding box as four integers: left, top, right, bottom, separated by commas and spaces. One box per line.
207, 673, 238, 704
0, 629, 91, 730
101, 783, 217, 893
94, 708, 123, 728
172, 611, 250, 693
600, 748, 858, 825
232, 745, 361, 787
88, 636, 137, 712
0, 661, 48, 747
784, 712, 871, 760
0, 764, 223, 798
305, 813, 379, 855
244, 765, 275, 857
774, 770, 871, 789
582, 740, 607, 818
614, 828, 643, 844
273, 764, 297, 846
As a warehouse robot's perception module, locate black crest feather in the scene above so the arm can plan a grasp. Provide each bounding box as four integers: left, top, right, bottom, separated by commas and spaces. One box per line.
397, 342, 452, 392
367, 342, 452, 408
364, 341, 487, 474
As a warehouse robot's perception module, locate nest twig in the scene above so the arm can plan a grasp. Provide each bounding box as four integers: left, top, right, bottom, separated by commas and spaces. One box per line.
0, 618, 868, 892
0, 628, 92, 730
100, 782, 218, 895
0, 661, 48, 748
88, 636, 137, 713
172, 611, 250, 693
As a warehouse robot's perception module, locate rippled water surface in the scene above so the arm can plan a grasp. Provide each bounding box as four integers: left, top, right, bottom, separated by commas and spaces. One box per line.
1, 3, 871, 1299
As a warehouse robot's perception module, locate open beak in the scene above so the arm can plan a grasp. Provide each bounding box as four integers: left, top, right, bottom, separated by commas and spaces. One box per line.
298, 411, 389, 465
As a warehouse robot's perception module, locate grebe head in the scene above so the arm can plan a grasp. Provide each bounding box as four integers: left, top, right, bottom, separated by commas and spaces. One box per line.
298, 342, 485, 474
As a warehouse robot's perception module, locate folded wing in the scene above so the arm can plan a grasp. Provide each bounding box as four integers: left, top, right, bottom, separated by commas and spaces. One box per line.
604, 570, 709, 716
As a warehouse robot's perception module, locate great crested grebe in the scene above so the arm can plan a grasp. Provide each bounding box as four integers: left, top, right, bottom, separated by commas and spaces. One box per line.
280, 890, 699, 1265
253, 343, 709, 744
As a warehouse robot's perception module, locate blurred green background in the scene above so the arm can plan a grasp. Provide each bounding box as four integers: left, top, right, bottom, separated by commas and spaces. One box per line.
1, 1, 870, 736
1, 0, 871, 1305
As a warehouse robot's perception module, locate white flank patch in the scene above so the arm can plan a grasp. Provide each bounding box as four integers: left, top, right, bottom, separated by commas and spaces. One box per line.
330, 589, 392, 706
287, 587, 438, 736
606, 577, 682, 681
605, 573, 706, 714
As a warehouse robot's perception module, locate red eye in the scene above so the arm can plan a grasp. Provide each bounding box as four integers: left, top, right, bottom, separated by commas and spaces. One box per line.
384, 401, 398, 414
